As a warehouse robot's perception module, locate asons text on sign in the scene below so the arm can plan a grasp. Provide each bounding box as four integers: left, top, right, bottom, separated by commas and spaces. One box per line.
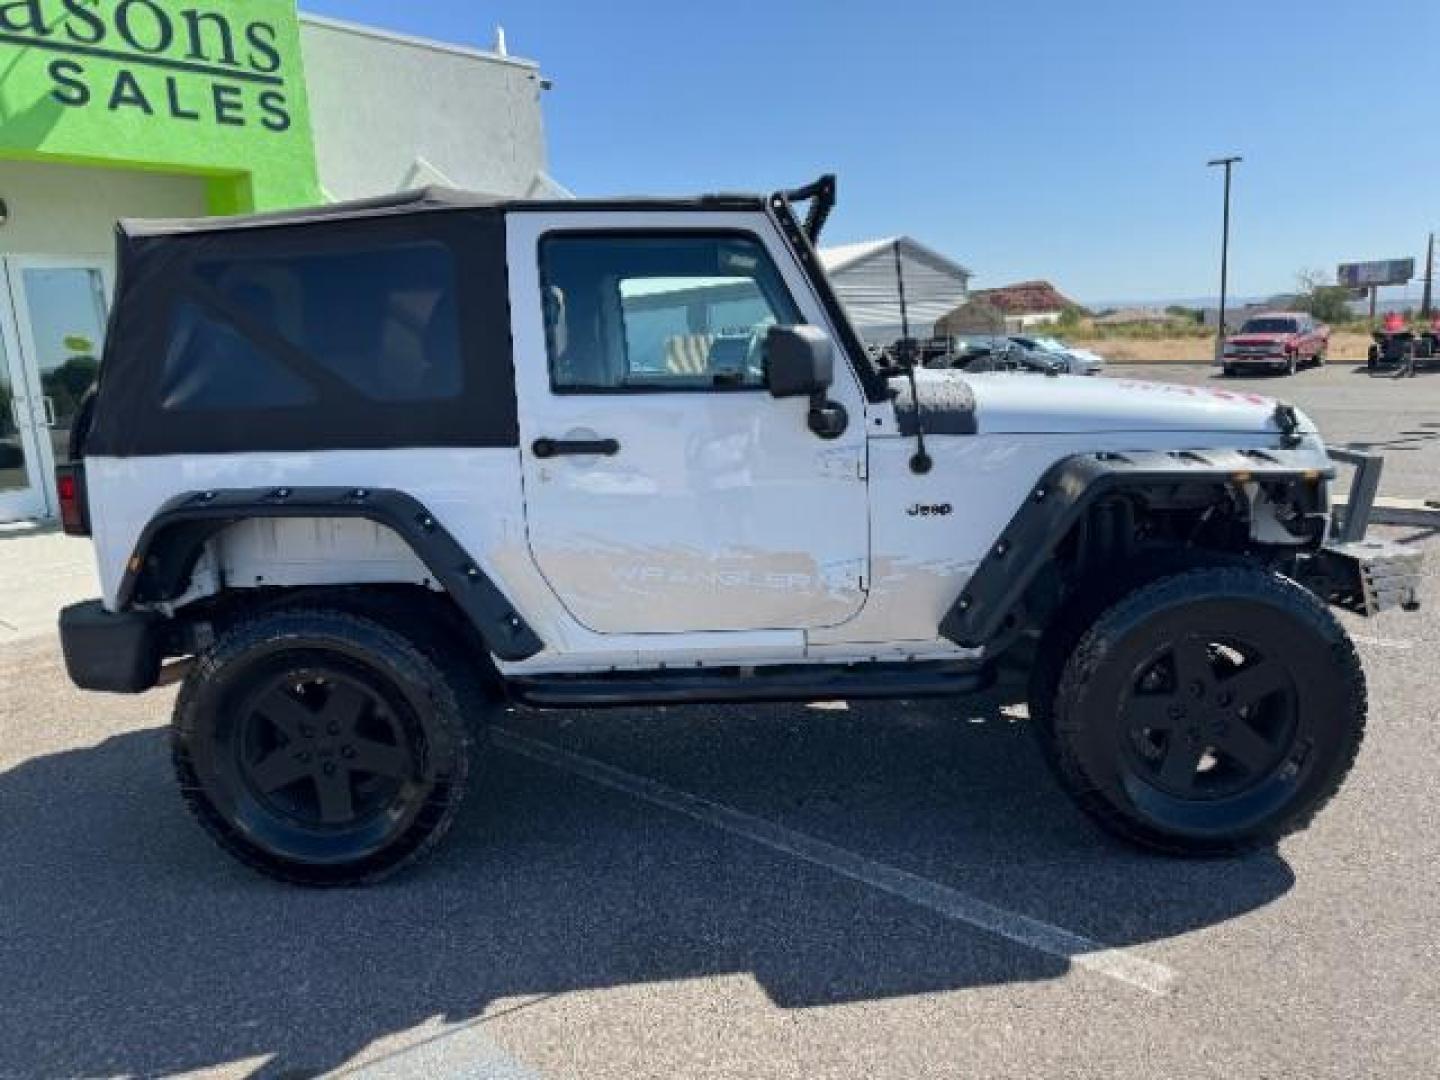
0, 0, 294, 131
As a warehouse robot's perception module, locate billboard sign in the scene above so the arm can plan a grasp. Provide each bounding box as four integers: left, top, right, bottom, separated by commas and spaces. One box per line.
1338, 259, 1414, 288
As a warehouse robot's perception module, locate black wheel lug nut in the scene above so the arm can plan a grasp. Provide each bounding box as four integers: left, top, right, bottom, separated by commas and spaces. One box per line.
327, 722, 340, 736
342, 746, 356, 759
323, 762, 336, 776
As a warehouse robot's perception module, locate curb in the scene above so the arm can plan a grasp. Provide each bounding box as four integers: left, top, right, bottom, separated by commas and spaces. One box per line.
1103, 357, 1370, 367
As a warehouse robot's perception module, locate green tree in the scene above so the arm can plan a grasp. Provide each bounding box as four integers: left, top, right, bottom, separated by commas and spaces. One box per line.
1164, 304, 1202, 324
1294, 269, 1353, 324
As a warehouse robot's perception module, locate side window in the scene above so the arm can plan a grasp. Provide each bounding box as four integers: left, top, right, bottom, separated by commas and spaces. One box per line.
539, 233, 803, 391
161, 301, 316, 411
159, 241, 461, 412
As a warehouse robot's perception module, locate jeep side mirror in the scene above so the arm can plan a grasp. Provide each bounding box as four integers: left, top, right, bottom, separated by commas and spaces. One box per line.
764, 325, 847, 439
765, 325, 834, 398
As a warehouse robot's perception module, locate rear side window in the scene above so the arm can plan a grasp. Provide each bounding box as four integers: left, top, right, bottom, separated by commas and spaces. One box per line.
86, 209, 518, 457
160, 242, 461, 412
539, 233, 803, 392
161, 302, 316, 411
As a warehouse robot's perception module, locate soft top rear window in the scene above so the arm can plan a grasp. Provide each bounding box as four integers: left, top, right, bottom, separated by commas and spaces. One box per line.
85, 210, 518, 456
182, 243, 462, 407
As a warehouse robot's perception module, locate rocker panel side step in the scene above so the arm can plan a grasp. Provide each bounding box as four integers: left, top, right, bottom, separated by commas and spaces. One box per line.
507, 659, 993, 708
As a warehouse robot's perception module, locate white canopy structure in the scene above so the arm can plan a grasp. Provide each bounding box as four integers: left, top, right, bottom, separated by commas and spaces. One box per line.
819, 237, 972, 346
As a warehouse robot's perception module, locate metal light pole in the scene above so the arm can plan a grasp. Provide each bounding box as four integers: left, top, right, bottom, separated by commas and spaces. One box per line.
892, 240, 911, 342
1208, 156, 1242, 361
1422, 231, 1434, 319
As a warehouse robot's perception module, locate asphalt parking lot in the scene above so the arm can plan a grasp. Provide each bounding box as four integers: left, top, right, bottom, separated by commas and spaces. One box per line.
1, 362, 1438, 1079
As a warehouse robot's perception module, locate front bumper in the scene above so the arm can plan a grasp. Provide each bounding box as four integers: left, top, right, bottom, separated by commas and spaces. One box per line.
1312, 446, 1424, 615
1224, 354, 1288, 366
1311, 540, 1423, 615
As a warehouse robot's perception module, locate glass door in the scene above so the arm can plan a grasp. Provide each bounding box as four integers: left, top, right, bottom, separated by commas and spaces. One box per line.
0, 257, 111, 522
0, 280, 50, 522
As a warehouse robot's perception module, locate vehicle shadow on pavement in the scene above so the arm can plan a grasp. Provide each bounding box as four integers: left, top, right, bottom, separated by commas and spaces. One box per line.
1348, 364, 1440, 380
0, 693, 1295, 1078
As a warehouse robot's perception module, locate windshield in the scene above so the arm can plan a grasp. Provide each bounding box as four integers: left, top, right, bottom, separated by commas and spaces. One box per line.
1239, 318, 1298, 334
1032, 337, 1067, 352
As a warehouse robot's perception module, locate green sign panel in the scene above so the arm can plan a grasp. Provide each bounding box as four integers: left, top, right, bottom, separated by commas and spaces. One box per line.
0, 0, 320, 211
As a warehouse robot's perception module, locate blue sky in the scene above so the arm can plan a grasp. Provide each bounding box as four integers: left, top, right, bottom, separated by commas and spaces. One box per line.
303, 0, 1439, 304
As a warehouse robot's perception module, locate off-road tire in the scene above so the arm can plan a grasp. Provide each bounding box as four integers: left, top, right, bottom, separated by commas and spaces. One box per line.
1222, 364, 1236, 377
1031, 565, 1365, 855
173, 607, 490, 886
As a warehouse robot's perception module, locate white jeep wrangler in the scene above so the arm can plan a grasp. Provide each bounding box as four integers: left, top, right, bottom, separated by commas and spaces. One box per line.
56, 179, 1421, 885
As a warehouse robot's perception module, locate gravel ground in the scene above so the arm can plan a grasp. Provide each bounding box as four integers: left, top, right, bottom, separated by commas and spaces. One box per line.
0, 362, 1437, 1079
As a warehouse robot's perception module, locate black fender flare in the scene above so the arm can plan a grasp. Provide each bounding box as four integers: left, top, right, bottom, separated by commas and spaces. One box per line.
117, 486, 544, 661
939, 447, 1332, 649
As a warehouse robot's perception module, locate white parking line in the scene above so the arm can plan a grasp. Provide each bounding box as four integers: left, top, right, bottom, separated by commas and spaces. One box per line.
493, 728, 1177, 997
1349, 635, 1414, 650
333, 1022, 540, 1079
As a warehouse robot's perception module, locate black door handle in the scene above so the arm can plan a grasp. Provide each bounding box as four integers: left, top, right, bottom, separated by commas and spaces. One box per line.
532, 437, 620, 459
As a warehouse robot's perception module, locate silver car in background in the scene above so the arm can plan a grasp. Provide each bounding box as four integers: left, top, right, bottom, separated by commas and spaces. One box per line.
1009, 335, 1106, 376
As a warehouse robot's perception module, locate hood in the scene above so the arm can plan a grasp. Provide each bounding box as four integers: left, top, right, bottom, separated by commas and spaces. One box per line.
912, 369, 1312, 436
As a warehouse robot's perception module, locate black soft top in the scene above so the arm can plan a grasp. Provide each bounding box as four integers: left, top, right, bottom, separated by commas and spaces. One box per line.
91, 189, 528, 457
119, 186, 769, 238
88, 186, 777, 458
85, 182, 886, 458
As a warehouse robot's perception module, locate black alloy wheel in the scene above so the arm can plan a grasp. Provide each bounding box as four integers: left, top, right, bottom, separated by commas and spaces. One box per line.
1119, 634, 1298, 803
235, 664, 417, 831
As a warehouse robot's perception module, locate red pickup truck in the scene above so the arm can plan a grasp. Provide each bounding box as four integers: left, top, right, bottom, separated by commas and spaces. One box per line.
1221, 312, 1330, 376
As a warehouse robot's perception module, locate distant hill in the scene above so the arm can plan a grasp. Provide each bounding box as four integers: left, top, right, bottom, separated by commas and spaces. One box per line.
1086, 282, 1431, 315
1081, 295, 1268, 312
